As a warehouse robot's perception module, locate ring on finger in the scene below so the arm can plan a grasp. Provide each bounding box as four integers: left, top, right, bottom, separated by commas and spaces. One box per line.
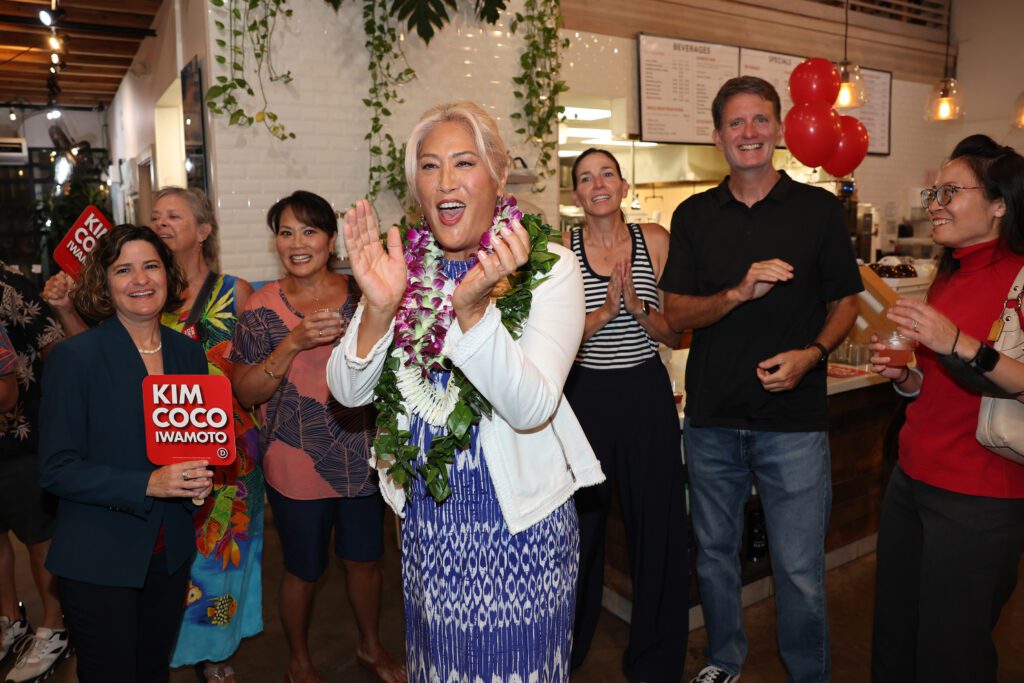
913, 320, 919, 331
318, 329, 323, 337
182, 470, 190, 481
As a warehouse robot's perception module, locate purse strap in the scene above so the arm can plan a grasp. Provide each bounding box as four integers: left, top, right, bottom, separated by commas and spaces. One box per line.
183, 271, 219, 329
995, 265, 1024, 335
1003, 266, 1024, 317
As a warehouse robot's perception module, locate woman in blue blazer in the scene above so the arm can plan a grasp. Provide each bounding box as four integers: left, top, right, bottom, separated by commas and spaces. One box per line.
39, 225, 214, 683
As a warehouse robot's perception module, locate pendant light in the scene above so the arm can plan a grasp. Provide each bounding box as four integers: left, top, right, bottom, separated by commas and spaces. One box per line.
926, 1, 963, 121
835, 0, 865, 109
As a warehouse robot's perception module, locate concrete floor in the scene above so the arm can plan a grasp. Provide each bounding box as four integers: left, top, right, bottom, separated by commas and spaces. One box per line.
6, 510, 1024, 682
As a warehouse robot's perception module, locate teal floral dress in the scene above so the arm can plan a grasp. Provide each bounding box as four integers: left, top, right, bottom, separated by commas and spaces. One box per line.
166, 274, 265, 666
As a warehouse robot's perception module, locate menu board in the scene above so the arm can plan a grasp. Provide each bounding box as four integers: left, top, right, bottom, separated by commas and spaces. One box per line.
638, 34, 740, 144
639, 35, 893, 156
739, 47, 890, 156
841, 68, 892, 156
739, 48, 800, 120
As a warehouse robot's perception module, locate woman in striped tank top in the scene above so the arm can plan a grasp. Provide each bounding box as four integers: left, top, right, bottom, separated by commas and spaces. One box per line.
562, 148, 690, 683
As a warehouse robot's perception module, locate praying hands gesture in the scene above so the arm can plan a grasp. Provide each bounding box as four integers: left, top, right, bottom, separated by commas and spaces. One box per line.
343, 199, 407, 354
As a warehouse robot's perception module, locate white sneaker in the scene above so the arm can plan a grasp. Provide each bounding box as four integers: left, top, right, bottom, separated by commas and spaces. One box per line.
4, 628, 71, 683
690, 665, 741, 683
0, 604, 30, 667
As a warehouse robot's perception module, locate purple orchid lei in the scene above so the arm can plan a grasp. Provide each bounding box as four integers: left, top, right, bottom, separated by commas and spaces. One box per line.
372, 195, 558, 503
393, 196, 524, 376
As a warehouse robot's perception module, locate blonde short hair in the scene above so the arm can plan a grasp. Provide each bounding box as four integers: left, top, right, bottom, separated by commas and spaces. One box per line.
152, 186, 220, 269
405, 102, 509, 201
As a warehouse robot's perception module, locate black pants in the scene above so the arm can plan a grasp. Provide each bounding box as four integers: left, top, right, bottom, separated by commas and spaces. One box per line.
566, 357, 689, 683
872, 464, 1024, 682
59, 552, 191, 683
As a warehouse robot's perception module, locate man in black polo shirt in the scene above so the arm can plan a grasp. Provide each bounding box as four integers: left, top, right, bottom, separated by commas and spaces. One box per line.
660, 77, 862, 683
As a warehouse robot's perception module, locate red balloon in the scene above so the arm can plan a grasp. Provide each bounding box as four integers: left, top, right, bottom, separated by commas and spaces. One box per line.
789, 58, 841, 105
823, 116, 870, 178
784, 101, 842, 168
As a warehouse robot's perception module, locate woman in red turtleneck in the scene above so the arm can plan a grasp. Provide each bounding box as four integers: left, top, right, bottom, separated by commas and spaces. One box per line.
868, 135, 1024, 682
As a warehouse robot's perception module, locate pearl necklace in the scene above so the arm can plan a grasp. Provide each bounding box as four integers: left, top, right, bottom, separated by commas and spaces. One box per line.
137, 342, 163, 355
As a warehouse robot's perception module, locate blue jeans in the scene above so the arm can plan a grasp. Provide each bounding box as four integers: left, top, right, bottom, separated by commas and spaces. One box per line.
684, 420, 832, 683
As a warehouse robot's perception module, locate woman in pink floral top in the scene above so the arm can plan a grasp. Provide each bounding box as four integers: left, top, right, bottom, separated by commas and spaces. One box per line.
230, 191, 403, 683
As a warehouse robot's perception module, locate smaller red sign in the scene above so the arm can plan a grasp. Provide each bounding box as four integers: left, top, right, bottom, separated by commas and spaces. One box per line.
143, 375, 236, 466
53, 206, 113, 280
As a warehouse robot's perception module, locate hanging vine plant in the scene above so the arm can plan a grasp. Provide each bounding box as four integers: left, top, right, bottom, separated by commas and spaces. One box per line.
205, 0, 569, 203
325, 0, 510, 204
206, 0, 295, 141
326, 0, 508, 43
359, 0, 415, 206
509, 0, 568, 190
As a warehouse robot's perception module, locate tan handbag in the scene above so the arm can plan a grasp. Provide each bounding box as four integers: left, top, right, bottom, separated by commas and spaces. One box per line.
976, 266, 1024, 463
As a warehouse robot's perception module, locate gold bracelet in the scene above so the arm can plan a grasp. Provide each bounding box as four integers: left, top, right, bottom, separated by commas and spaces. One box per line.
261, 359, 281, 380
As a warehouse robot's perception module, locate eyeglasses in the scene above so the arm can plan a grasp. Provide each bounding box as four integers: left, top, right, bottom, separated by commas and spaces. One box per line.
920, 184, 983, 208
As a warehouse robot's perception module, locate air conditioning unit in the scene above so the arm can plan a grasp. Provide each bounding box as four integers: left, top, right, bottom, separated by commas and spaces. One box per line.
0, 138, 28, 165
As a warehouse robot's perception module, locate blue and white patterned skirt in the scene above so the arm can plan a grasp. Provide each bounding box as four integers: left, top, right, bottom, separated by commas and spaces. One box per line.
403, 403, 579, 682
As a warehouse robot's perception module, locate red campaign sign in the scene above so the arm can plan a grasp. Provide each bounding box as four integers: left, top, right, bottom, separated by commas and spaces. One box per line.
53, 206, 113, 280
143, 375, 236, 466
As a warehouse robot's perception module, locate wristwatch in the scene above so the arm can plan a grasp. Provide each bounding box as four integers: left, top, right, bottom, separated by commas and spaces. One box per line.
634, 300, 650, 318
969, 343, 1001, 373
804, 341, 828, 365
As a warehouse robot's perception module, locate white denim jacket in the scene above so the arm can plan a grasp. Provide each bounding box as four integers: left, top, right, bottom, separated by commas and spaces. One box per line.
326, 242, 604, 534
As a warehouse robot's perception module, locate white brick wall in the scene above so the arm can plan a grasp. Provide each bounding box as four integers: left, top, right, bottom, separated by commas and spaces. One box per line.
205, 0, 558, 283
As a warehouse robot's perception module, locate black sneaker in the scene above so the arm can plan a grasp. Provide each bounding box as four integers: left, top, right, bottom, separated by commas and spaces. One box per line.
0, 604, 30, 668
689, 665, 741, 683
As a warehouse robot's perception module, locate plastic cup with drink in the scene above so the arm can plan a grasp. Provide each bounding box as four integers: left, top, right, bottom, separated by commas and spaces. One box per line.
879, 329, 917, 367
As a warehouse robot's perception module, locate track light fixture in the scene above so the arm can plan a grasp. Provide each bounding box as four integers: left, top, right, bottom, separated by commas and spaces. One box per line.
39, 7, 65, 27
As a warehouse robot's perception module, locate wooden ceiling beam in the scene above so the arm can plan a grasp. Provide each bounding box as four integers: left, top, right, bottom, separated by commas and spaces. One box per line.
1, 62, 123, 80
0, 30, 141, 55
0, 48, 131, 68
2, 71, 120, 87
0, 20, 151, 42
0, 91, 110, 106
4, 81, 117, 96
0, 0, 156, 30
4, 0, 162, 16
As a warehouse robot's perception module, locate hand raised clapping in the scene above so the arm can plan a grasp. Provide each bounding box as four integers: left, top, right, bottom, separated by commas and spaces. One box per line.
343, 199, 406, 318
452, 219, 531, 330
